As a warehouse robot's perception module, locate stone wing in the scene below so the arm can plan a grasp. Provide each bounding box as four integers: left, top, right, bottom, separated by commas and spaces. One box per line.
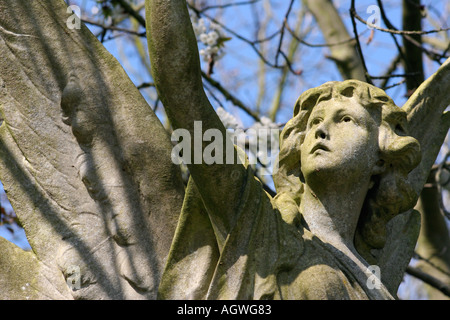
0, 0, 184, 299
375, 58, 450, 295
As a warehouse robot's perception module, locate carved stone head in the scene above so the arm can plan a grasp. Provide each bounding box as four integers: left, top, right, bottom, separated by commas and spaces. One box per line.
273, 80, 421, 258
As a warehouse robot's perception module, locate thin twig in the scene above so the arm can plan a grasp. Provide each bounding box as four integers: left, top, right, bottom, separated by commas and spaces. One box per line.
413, 251, 450, 278
350, 0, 372, 84
82, 18, 145, 37
136, 82, 155, 90
114, 0, 146, 27
370, 72, 421, 79
380, 53, 402, 89
201, 71, 261, 122
203, 81, 227, 110
193, 0, 261, 13
406, 266, 450, 297
384, 79, 406, 90
275, 0, 295, 65
376, 0, 409, 69
285, 22, 366, 48
352, 8, 450, 35
188, 3, 299, 74
355, 1, 448, 62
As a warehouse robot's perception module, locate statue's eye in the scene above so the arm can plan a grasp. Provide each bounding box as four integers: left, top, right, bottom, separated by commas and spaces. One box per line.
342, 116, 352, 123
310, 118, 322, 126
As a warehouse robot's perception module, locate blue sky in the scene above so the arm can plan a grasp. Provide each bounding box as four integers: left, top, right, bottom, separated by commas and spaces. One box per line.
73, 0, 448, 127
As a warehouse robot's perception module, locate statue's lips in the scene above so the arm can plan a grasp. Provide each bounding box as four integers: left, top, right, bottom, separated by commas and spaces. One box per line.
311, 143, 330, 153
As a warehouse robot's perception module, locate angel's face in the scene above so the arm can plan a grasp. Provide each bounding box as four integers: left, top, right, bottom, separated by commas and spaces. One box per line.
300, 98, 380, 184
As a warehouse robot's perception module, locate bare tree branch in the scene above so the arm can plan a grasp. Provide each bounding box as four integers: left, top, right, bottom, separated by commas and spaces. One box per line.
187, 3, 301, 75
114, 0, 146, 27
352, 2, 448, 63
201, 71, 261, 122
406, 266, 450, 297
402, 0, 425, 93
304, 0, 367, 81
350, 0, 372, 83
82, 18, 146, 36
190, 0, 261, 13
352, 7, 450, 35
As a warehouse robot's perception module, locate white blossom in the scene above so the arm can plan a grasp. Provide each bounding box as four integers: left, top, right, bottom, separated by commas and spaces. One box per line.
216, 107, 241, 130
189, 11, 227, 62
199, 33, 209, 44
216, 107, 281, 176
91, 6, 99, 15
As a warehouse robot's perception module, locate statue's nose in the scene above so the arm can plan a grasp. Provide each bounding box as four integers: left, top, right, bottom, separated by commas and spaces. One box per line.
315, 122, 329, 140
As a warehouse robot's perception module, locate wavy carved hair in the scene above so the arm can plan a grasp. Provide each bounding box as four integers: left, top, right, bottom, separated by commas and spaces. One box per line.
273, 80, 421, 260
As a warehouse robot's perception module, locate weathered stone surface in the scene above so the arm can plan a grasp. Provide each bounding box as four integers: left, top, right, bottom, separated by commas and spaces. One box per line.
0, 0, 448, 300
156, 80, 424, 299
146, 0, 449, 300
0, 0, 184, 299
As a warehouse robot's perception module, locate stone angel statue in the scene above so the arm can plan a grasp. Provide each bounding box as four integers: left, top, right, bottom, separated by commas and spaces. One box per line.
0, 0, 448, 300
146, 0, 449, 300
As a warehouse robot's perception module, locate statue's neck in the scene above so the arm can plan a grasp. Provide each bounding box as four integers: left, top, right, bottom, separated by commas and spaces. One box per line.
300, 178, 370, 254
